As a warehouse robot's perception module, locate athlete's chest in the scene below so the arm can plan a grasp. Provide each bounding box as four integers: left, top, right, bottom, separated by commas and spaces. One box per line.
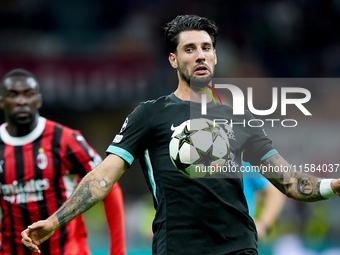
150, 105, 250, 152
0, 139, 67, 184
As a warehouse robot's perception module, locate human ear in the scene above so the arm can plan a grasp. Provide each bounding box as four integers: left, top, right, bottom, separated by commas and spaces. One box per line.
169, 53, 178, 69
36, 94, 43, 109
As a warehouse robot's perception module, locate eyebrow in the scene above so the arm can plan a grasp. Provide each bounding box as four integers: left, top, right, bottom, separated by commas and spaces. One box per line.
6, 88, 36, 93
182, 42, 213, 48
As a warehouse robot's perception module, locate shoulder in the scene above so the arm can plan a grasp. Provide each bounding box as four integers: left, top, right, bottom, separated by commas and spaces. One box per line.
131, 94, 173, 115
141, 94, 171, 107
244, 110, 256, 120
45, 119, 81, 138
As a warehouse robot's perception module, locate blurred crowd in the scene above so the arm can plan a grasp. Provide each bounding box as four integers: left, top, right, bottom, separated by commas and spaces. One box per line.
1, 1, 340, 109
1, 0, 340, 254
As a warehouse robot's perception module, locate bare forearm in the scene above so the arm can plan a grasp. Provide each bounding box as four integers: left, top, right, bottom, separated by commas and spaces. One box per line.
259, 185, 285, 226
55, 171, 112, 228
259, 154, 324, 202
52, 154, 126, 229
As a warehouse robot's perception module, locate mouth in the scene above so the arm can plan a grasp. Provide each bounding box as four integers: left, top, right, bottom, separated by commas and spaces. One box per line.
15, 113, 31, 120
14, 109, 31, 118
194, 65, 210, 75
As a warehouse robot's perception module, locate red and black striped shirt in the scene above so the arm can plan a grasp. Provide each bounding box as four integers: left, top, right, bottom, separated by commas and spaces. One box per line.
0, 117, 103, 255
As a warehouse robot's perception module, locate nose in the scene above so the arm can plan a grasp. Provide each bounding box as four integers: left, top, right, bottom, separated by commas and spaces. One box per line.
196, 48, 205, 62
15, 94, 28, 105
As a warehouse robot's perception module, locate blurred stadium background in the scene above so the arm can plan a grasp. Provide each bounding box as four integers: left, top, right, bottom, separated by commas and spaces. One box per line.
0, 0, 340, 254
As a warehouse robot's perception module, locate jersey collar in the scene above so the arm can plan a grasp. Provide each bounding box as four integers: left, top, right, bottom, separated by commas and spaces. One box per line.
0, 117, 46, 146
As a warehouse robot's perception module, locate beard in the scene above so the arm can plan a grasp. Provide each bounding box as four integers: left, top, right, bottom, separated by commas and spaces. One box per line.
178, 64, 214, 90
9, 111, 35, 126
7, 111, 39, 136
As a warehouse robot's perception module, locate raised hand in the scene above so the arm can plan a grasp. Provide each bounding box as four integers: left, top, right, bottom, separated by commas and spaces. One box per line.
21, 220, 56, 254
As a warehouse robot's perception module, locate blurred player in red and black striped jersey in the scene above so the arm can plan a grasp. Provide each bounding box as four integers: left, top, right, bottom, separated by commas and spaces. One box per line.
0, 69, 126, 255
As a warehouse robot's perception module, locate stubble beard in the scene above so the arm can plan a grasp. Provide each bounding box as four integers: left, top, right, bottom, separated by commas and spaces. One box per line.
178, 64, 214, 90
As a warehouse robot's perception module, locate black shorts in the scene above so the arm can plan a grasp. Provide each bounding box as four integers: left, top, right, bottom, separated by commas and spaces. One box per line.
226, 248, 258, 255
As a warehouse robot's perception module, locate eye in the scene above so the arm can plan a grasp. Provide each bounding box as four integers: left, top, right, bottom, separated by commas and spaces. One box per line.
26, 91, 36, 97
203, 46, 211, 51
6, 91, 17, 98
185, 47, 193, 53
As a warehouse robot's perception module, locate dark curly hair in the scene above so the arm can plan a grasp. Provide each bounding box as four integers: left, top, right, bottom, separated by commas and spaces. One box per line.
163, 15, 219, 54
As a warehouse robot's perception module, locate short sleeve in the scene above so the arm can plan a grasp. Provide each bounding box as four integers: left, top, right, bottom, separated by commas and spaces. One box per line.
242, 111, 275, 165
106, 102, 152, 167
65, 130, 102, 177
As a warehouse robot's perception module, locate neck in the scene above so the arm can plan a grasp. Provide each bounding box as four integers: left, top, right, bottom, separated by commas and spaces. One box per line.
6, 117, 39, 137
174, 80, 212, 103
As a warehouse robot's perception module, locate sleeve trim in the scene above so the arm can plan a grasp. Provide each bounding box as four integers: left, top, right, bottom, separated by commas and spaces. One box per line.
106, 145, 134, 166
260, 149, 278, 162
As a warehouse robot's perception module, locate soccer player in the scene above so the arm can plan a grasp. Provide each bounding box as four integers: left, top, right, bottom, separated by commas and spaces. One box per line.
243, 162, 285, 239
22, 15, 340, 255
0, 69, 126, 255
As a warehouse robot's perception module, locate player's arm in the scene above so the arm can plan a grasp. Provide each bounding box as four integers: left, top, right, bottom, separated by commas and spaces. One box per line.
21, 154, 127, 253
103, 182, 126, 255
259, 153, 340, 201
255, 184, 285, 239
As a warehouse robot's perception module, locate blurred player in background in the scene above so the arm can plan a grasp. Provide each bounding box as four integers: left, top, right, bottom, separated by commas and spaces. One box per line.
22, 15, 340, 255
243, 162, 285, 239
0, 69, 126, 255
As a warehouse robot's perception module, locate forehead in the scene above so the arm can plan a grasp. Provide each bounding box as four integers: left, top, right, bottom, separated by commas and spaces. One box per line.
177, 30, 213, 47
2, 76, 38, 91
